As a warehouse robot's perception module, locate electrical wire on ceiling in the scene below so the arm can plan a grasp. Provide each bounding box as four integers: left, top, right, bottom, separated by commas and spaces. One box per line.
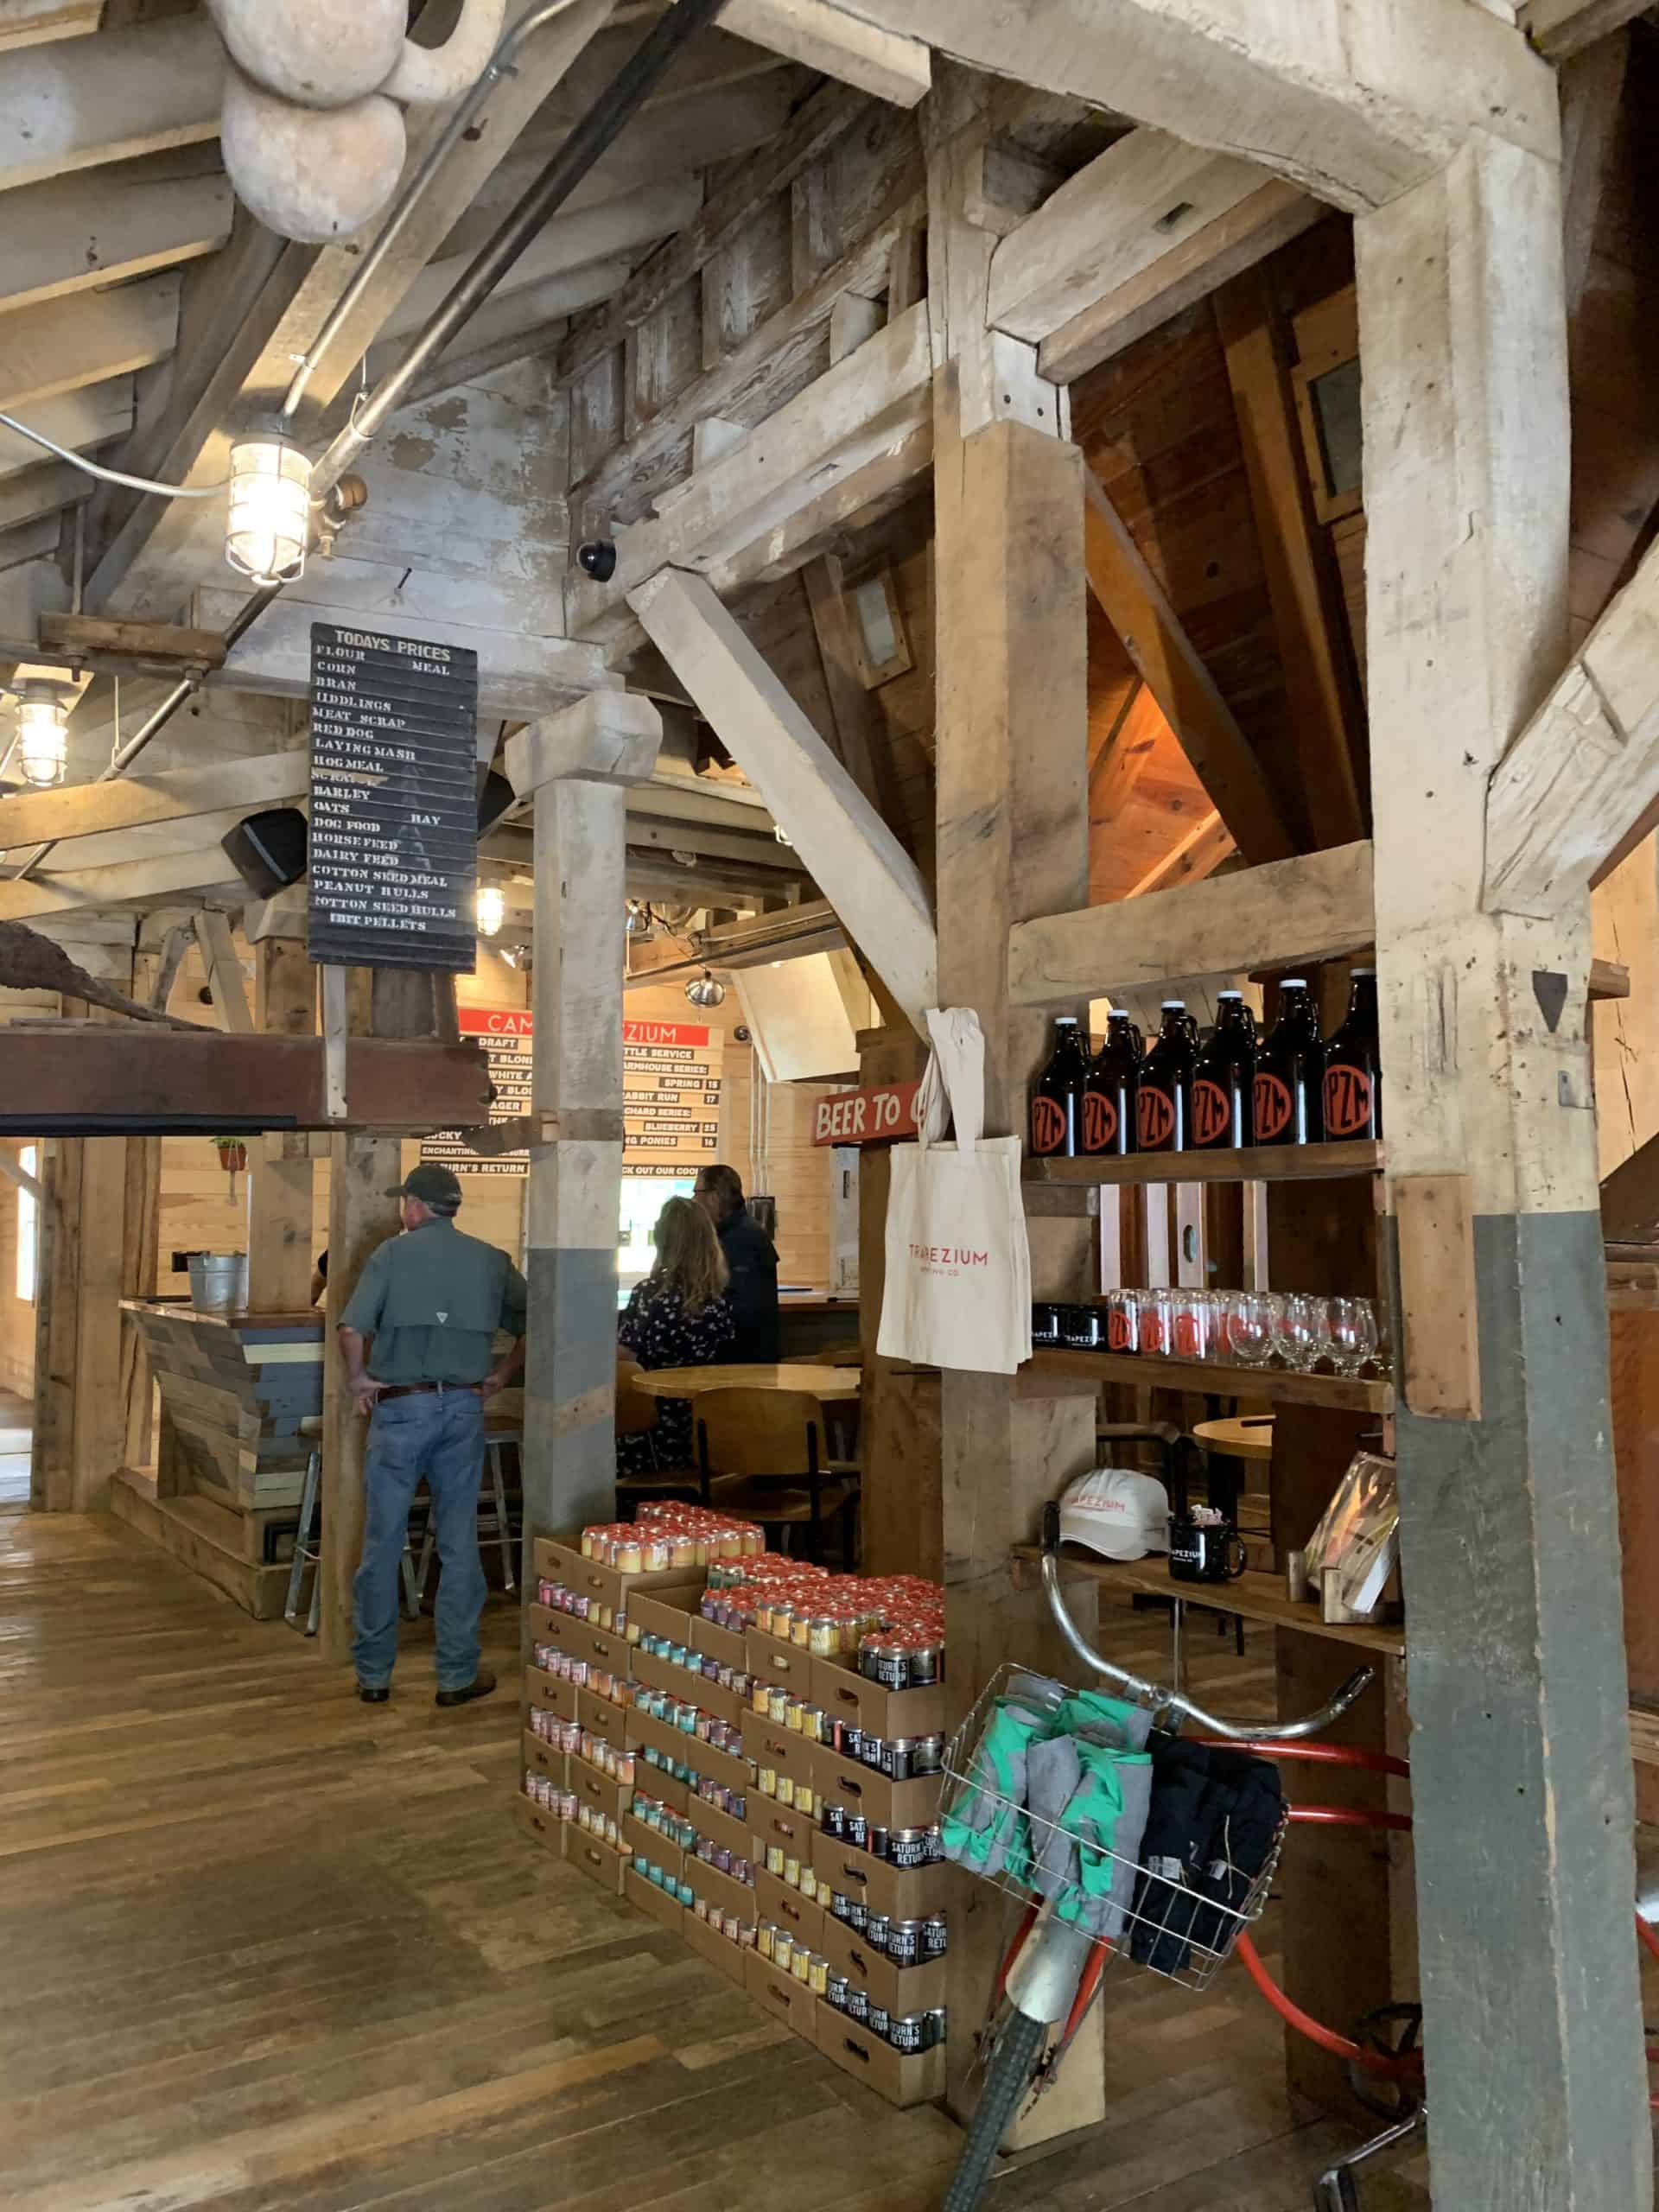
0, 412, 230, 498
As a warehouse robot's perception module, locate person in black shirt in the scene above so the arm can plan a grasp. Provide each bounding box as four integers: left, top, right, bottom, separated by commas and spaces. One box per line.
694, 1163, 780, 1363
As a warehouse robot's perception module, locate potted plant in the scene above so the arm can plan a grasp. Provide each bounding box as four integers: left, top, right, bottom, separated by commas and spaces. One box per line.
214, 1134, 248, 1175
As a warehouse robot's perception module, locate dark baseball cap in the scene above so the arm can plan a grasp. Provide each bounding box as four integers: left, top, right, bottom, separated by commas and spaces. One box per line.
385, 1162, 463, 1206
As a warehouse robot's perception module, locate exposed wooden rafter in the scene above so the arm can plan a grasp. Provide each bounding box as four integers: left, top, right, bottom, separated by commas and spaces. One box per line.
629, 565, 937, 1030
552, 79, 871, 391
1484, 532, 1659, 911
812, 0, 1554, 212
1008, 839, 1376, 1007
1214, 264, 1367, 848
1082, 468, 1295, 865
569, 301, 934, 650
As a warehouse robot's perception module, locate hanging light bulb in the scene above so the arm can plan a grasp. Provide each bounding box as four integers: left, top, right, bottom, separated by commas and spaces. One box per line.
225, 431, 312, 585
685, 969, 726, 1009
15, 681, 67, 788
625, 899, 654, 938
475, 884, 505, 938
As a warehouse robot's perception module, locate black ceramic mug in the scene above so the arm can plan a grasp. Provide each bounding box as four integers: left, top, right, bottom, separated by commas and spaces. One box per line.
1167, 1515, 1248, 1584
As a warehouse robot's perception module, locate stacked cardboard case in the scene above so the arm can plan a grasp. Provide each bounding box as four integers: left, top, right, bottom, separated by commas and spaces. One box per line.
518, 1527, 951, 2108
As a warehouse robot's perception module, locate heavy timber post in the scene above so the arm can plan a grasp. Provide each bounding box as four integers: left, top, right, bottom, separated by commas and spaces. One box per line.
506, 694, 663, 1560
1357, 131, 1649, 2207
932, 385, 1103, 2134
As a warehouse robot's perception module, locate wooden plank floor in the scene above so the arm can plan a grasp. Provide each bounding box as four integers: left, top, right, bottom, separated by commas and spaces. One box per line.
0, 1511, 1429, 2211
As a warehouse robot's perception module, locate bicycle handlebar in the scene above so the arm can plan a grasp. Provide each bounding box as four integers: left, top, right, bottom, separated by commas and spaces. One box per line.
1039, 1503, 1373, 1742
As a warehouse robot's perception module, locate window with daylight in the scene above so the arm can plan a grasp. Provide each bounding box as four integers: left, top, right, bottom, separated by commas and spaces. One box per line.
16, 1147, 38, 1303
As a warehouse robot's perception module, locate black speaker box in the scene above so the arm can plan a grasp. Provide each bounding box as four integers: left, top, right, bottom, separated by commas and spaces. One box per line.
221, 807, 308, 898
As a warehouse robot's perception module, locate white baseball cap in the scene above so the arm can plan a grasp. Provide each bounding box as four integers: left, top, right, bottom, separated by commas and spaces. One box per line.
1058, 1467, 1171, 1561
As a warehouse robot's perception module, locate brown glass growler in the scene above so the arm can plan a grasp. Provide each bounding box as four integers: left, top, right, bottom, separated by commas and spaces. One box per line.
1083, 1012, 1141, 1156
1190, 991, 1256, 1148
1030, 1015, 1090, 1158
1135, 1001, 1195, 1153
1322, 967, 1382, 1141
1254, 976, 1325, 1146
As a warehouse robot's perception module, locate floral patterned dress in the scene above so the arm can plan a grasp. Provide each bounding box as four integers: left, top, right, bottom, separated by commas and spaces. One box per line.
617, 1280, 735, 1474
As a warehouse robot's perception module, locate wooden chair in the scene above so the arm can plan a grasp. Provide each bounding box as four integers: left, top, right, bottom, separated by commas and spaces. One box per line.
614, 1355, 700, 1513
693, 1388, 859, 1565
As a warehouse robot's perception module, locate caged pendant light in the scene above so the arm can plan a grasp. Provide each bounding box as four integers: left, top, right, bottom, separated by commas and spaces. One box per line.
226, 431, 313, 586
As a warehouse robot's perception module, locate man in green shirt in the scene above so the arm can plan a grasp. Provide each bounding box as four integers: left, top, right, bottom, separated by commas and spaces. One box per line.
338, 1162, 527, 1706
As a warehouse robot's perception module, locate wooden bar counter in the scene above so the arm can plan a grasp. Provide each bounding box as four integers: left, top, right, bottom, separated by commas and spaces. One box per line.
111, 1299, 323, 1618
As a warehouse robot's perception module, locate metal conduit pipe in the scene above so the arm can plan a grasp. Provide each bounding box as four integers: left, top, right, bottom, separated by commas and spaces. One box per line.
9, 0, 728, 880
281, 0, 593, 425
311, 0, 730, 499
7, 582, 288, 883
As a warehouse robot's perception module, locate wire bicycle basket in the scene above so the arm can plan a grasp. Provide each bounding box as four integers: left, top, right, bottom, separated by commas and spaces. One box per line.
939, 1662, 1287, 1997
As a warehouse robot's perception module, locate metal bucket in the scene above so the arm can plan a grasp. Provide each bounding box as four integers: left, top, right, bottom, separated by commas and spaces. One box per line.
188, 1252, 248, 1316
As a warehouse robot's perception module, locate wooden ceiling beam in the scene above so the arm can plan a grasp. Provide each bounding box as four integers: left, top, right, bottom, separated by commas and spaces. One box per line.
1039, 178, 1319, 386
817, 0, 1553, 211
0, 751, 308, 855
988, 130, 1274, 346
1484, 531, 1659, 911
569, 300, 933, 648
0, 157, 231, 318
372, 178, 703, 351
0, 13, 222, 192
0, 382, 135, 482
0, 274, 180, 413
0, 3, 102, 49
1522, 0, 1651, 60
1128, 808, 1234, 898
715, 0, 929, 105
1082, 467, 1295, 864
1559, 29, 1631, 315
1087, 677, 1161, 824
1009, 839, 1374, 1008
553, 79, 870, 391
630, 564, 936, 1030
1214, 264, 1367, 848
0, 1030, 493, 1137
571, 192, 917, 529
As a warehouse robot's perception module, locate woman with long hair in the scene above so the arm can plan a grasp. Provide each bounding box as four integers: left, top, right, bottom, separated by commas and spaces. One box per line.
617, 1195, 735, 1474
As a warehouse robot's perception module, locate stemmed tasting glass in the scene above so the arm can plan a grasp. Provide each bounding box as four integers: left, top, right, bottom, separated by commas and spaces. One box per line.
1230, 1291, 1274, 1368
1328, 1296, 1380, 1377
1273, 1292, 1329, 1372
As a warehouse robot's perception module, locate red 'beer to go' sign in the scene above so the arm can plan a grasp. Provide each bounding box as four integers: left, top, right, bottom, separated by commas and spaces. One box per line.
812, 1079, 922, 1147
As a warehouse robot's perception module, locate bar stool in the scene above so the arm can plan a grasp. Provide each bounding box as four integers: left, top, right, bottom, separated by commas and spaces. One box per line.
415, 1423, 519, 1599
283, 1416, 421, 1637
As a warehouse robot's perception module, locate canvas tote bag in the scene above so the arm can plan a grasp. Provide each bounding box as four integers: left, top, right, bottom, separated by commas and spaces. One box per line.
877, 1007, 1032, 1374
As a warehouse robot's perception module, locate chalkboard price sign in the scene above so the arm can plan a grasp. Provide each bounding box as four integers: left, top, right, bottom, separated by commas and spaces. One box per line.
308, 621, 480, 972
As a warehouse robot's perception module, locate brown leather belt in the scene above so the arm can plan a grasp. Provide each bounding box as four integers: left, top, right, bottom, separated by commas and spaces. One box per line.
377, 1382, 482, 1402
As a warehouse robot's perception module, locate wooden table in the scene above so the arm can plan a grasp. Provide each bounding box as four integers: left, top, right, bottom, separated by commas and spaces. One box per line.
632, 1363, 861, 1402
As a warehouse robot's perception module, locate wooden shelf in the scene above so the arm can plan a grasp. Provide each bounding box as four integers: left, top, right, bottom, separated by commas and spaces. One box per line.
1030, 1344, 1393, 1413
1014, 1547, 1406, 1658
1024, 1139, 1382, 1188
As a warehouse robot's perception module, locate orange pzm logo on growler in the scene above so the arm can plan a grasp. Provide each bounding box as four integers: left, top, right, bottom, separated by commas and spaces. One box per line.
1191, 1081, 1232, 1147
1082, 1092, 1117, 1153
1135, 1001, 1195, 1153
1136, 1083, 1177, 1150
1321, 968, 1382, 1141
1030, 1016, 1089, 1157
1031, 1096, 1069, 1154
1254, 1072, 1295, 1143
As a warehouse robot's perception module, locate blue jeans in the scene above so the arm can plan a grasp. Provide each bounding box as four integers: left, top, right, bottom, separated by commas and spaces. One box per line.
352, 1388, 487, 1692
